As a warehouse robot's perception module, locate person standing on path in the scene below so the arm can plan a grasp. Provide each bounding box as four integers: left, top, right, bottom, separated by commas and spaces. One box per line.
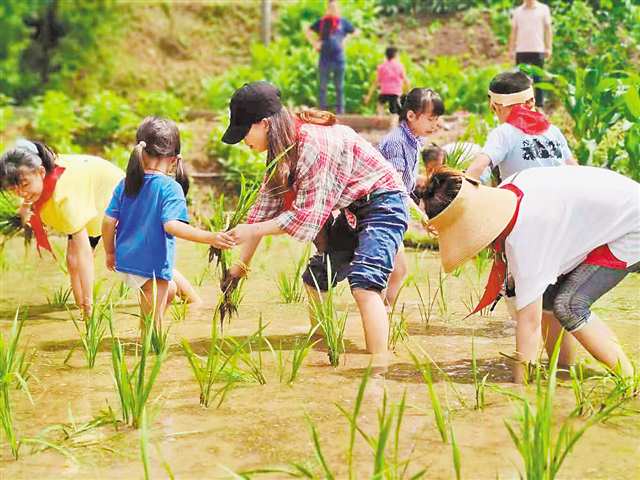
305, 0, 357, 114
508, 0, 553, 108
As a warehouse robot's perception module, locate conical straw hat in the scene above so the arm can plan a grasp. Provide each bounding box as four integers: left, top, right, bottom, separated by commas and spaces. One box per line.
429, 178, 518, 273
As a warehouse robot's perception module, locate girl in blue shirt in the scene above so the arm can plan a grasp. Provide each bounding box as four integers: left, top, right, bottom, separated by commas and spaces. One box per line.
378, 88, 444, 307
103, 117, 234, 330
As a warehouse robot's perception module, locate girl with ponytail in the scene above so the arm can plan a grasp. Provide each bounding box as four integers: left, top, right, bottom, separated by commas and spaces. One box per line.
378, 87, 444, 307
0, 139, 124, 317
102, 117, 235, 331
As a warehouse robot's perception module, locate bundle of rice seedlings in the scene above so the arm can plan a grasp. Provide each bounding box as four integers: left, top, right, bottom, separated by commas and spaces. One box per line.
0, 193, 32, 245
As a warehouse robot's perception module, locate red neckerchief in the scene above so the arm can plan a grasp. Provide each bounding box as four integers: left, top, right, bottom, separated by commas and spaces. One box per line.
506, 104, 550, 135
584, 244, 627, 270
468, 183, 523, 317
30, 165, 65, 256
319, 15, 340, 39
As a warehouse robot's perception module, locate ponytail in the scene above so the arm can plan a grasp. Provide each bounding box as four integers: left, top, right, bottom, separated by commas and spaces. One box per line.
125, 141, 146, 197
174, 154, 190, 195
296, 109, 337, 126
32, 141, 57, 173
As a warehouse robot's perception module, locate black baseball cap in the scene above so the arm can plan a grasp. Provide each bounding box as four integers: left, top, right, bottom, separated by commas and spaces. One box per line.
221, 81, 283, 144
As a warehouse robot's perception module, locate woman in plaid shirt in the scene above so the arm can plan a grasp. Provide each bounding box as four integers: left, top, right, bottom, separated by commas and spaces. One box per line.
221, 81, 408, 354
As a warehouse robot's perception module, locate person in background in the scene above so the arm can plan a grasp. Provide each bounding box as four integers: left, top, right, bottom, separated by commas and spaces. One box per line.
305, 0, 357, 114
364, 46, 410, 116
508, 0, 553, 107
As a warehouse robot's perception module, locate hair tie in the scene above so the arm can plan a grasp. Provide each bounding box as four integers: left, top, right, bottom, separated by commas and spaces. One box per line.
138, 141, 147, 149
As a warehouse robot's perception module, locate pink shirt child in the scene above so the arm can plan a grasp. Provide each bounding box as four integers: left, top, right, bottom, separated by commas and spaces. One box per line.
377, 59, 407, 96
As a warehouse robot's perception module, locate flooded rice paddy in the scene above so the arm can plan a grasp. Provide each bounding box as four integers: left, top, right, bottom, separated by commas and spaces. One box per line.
0, 235, 639, 479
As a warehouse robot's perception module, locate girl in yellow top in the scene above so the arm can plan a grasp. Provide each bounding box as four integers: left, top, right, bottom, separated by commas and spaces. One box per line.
0, 140, 123, 315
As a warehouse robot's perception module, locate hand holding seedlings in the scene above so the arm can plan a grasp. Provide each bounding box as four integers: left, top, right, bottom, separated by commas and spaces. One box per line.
207, 231, 236, 249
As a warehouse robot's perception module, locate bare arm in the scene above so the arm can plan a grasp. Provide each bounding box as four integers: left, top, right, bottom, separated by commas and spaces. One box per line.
67, 229, 95, 316
164, 220, 235, 248
102, 215, 117, 271
465, 153, 492, 180
544, 21, 553, 58
305, 27, 320, 51
513, 297, 543, 383
565, 155, 578, 166
508, 23, 517, 58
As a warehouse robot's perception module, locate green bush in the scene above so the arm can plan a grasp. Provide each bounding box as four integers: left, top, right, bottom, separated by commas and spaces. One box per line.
135, 90, 186, 121
409, 57, 504, 114
80, 90, 138, 144
32, 90, 81, 152
206, 123, 265, 186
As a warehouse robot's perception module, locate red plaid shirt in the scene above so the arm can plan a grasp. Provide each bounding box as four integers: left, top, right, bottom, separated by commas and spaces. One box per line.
247, 123, 404, 241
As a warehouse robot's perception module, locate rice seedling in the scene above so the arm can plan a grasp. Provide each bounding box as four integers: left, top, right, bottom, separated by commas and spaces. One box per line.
150, 317, 171, 356
277, 245, 311, 304
114, 281, 131, 305
109, 312, 165, 428
445, 142, 477, 170
206, 177, 261, 327
388, 304, 409, 352
471, 335, 488, 410
410, 350, 448, 443
0, 193, 32, 245
435, 268, 448, 316
238, 367, 426, 479
66, 300, 112, 369
46, 286, 72, 308
140, 406, 151, 480
224, 324, 269, 385
450, 421, 461, 480
170, 299, 189, 324
413, 278, 430, 327
503, 333, 625, 480
308, 260, 348, 367
0, 309, 33, 459
26, 406, 120, 459
287, 327, 320, 385
193, 264, 210, 287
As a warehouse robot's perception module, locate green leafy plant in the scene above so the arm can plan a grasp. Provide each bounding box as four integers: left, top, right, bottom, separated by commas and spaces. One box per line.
0, 309, 33, 459
109, 312, 165, 428
66, 300, 112, 369
411, 351, 448, 443
47, 286, 73, 308
308, 259, 347, 367
503, 333, 626, 479
277, 245, 311, 303
32, 90, 81, 152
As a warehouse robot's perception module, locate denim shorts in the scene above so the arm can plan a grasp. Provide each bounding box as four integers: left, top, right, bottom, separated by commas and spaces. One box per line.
302, 190, 408, 292
542, 261, 640, 332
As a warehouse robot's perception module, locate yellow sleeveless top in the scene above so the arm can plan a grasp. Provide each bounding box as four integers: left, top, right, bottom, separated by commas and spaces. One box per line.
40, 155, 124, 237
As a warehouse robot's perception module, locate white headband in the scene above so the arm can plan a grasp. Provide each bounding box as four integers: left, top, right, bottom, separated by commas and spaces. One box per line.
488, 86, 535, 106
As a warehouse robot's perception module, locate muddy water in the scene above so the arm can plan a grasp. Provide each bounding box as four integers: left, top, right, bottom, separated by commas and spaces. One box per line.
1, 236, 639, 479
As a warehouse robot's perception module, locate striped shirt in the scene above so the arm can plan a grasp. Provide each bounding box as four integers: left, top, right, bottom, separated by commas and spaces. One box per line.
246, 123, 404, 242
378, 121, 424, 194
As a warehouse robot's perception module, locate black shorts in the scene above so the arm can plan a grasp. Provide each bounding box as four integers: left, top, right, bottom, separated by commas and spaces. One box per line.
68, 234, 101, 250
378, 94, 401, 114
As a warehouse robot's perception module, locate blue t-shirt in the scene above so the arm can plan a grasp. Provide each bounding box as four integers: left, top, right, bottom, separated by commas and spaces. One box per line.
105, 174, 189, 281
311, 17, 355, 64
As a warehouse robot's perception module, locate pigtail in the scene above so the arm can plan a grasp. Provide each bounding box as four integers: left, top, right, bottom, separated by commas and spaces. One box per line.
125, 141, 146, 197
32, 141, 57, 174
174, 154, 190, 196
